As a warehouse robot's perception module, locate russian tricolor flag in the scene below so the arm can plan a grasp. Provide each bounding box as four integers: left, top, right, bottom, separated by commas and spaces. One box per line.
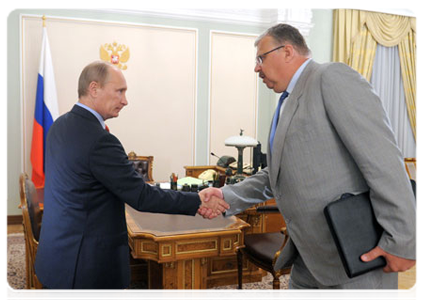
30, 26, 59, 188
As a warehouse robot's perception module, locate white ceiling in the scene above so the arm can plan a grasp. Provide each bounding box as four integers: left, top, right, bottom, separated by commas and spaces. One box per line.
107, 8, 415, 21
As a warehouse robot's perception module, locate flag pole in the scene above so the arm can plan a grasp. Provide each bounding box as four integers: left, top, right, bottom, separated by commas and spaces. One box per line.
42, 15, 46, 27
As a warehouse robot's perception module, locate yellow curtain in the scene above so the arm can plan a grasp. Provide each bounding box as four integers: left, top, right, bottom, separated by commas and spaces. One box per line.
348, 23, 377, 81
332, 9, 372, 77
398, 22, 417, 139
333, 9, 416, 139
332, 9, 360, 63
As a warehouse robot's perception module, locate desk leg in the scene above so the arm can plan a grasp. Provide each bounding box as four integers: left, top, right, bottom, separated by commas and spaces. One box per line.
149, 258, 208, 289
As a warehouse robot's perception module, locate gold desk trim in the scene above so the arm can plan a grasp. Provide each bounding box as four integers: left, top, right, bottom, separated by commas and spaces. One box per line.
176, 239, 218, 255
161, 244, 172, 257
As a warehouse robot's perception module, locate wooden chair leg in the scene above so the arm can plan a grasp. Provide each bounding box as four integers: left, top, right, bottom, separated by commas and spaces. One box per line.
272, 274, 280, 289
237, 250, 243, 289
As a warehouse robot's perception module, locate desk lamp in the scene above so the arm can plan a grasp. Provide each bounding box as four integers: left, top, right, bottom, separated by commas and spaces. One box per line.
224, 129, 258, 182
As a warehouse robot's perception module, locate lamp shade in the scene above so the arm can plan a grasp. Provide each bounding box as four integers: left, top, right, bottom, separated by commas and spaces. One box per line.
225, 135, 258, 147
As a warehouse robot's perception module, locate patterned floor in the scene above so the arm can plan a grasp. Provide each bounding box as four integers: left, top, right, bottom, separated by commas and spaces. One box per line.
398, 261, 420, 300
7, 234, 26, 289
5, 233, 420, 300
7, 233, 289, 290
128, 274, 288, 300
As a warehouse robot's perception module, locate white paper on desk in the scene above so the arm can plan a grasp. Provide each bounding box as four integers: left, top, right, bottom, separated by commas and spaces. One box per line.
177, 176, 204, 186
158, 182, 171, 189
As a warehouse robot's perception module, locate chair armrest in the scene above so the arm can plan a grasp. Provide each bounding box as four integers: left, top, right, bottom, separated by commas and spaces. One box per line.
256, 205, 279, 214
272, 226, 290, 269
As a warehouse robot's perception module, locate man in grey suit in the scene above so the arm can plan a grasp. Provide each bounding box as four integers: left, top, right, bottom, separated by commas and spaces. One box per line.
200, 24, 415, 289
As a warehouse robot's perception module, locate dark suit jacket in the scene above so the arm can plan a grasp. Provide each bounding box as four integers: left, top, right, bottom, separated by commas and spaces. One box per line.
35, 105, 201, 289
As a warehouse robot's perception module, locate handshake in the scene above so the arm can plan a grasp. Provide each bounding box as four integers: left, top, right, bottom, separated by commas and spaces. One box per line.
197, 187, 229, 219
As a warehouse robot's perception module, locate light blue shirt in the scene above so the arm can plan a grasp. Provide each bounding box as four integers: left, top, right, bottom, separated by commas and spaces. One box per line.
279, 58, 312, 117
76, 102, 106, 129
286, 58, 312, 94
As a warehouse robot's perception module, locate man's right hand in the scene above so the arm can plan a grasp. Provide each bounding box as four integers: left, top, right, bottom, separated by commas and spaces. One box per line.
197, 187, 228, 219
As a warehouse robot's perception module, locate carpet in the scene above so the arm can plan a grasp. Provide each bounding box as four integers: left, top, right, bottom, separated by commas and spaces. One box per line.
7, 233, 26, 289
7, 234, 289, 290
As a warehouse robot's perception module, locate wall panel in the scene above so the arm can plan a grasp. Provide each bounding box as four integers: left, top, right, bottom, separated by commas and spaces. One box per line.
22, 16, 197, 182
209, 31, 258, 166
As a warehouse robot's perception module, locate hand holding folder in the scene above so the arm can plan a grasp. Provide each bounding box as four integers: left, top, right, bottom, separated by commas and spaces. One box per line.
361, 245, 416, 273
324, 192, 386, 278
325, 190, 416, 278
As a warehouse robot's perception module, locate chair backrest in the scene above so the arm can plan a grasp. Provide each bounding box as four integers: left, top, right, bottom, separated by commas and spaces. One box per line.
19, 174, 42, 242
404, 158, 416, 181
128, 151, 154, 183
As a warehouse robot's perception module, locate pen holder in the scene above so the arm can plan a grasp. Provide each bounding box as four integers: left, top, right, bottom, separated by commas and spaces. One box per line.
170, 182, 178, 190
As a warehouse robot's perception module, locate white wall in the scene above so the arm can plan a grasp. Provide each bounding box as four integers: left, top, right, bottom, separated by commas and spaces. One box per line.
7, 9, 334, 215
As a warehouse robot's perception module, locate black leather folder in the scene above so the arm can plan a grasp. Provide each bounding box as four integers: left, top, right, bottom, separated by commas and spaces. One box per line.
324, 192, 386, 278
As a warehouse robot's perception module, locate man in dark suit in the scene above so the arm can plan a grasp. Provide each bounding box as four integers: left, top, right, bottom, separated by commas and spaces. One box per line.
201, 24, 415, 289
34, 61, 228, 289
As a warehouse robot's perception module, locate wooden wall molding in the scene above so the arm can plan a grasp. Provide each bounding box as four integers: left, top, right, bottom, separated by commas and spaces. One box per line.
8, 215, 23, 225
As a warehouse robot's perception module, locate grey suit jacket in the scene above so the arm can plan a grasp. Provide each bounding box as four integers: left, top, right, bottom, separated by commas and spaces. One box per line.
222, 60, 416, 286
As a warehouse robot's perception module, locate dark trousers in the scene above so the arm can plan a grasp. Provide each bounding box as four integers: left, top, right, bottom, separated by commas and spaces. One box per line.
48, 289, 103, 300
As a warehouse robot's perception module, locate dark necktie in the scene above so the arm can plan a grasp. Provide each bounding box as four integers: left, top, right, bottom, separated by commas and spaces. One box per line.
269, 91, 289, 153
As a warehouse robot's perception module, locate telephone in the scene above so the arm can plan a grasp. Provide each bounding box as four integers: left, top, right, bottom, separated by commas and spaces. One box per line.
199, 169, 217, 181
229, 161, 253, 174
217, 156, 236, 168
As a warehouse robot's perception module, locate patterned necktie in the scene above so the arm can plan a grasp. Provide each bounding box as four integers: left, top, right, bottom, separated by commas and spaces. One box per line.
269, 91, 289, 153
105, 125, 110, 132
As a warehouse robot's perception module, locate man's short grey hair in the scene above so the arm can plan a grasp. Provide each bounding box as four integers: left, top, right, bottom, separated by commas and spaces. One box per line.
78, 61, 114, 98
255, 23, 311, 56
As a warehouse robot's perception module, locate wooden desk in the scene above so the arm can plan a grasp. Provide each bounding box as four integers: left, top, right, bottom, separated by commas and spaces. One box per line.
126, 205, 250, 289
183, 165, 286, 286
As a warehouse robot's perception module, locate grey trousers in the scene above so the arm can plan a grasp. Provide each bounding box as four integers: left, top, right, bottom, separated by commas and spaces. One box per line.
288, 255, 398, 289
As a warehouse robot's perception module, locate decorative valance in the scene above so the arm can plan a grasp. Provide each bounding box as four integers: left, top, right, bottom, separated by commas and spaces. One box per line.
333, 9, 416, 139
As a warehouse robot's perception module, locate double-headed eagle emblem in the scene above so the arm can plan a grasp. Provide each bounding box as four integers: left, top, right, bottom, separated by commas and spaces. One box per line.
100, 42, 130, 70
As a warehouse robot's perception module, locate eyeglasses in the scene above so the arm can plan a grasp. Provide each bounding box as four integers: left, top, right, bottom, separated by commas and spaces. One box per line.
255, 45, 285, 65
